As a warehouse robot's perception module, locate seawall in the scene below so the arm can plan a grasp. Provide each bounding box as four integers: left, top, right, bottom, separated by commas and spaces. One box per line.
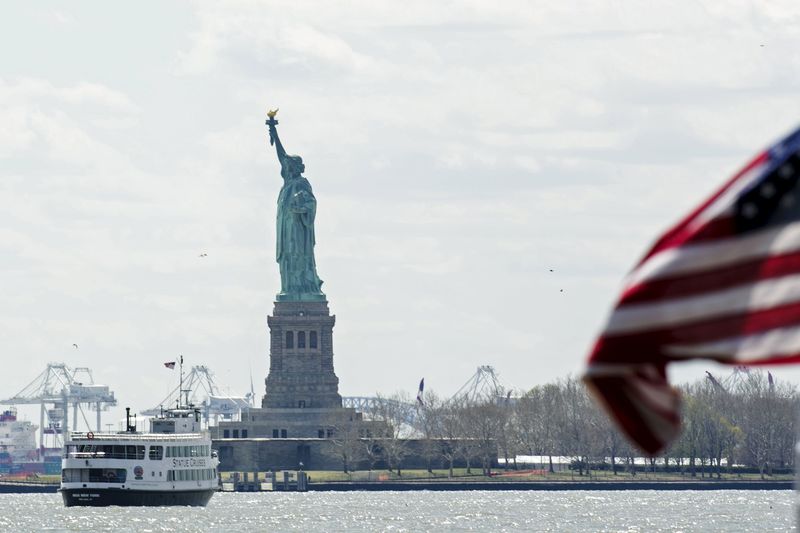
309, 480, 793, 491
0, 482, 59, 494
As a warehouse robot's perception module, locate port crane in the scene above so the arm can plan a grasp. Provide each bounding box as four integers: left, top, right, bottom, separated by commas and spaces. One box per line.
140, 365, 250, 426
0, 363, 116, 449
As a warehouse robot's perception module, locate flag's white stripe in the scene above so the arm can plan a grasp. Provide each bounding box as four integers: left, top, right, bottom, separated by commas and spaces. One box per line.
625, 221, 800, 289
629, 374, 678, 414
665, 324, 800, 360
606, 272, 800, 334
626, 382, 679, 444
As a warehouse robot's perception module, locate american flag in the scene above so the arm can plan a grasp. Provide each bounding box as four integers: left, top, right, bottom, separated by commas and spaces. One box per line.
164, 361, 176, 370
416, 378, 425, 407
585, 126, 800, 455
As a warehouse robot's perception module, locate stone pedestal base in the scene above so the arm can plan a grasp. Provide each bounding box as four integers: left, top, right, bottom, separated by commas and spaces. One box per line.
219, 406, 359, 439
262, 300, 342, 409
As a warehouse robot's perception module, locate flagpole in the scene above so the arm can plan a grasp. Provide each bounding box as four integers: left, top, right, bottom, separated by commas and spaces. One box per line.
179, 355, 184, 408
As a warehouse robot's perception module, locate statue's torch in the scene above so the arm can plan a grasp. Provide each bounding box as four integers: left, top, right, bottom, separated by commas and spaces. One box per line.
266, 108, 279, 145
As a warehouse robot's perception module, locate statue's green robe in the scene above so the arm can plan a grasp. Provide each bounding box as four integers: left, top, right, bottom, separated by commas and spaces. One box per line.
276, 176, 324, 299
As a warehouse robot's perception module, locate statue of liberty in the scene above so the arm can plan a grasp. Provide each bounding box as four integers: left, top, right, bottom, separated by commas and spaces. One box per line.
266, 109, 325, 301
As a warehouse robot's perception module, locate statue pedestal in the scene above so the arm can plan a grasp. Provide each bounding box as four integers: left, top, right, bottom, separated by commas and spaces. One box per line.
262, 300, 342, 409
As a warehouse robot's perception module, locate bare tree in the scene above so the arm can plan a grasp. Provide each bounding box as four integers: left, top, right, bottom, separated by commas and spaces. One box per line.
323, 409, 365, 474
367, 392, 415, 475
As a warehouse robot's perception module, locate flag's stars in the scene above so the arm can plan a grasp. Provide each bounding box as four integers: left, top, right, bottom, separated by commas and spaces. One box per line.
760, 183, 776, 198
741, 203, 758, 218
779, 163, 794, 179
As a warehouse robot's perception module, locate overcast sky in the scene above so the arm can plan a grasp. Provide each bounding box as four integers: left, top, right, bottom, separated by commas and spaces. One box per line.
3, 1, 800, 431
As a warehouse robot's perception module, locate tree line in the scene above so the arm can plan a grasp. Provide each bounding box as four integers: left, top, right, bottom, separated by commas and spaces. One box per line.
326, 369, 798, 478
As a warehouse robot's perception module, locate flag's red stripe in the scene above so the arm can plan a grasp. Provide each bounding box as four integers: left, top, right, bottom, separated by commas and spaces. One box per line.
585, 374, 678, 455
620, 250, 800, 305
590, 300, 800, 364
637, 152, 768, 266
680, 215, 736, 244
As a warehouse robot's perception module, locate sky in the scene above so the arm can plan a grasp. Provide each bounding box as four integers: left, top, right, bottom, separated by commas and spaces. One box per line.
3, 1, 800, 432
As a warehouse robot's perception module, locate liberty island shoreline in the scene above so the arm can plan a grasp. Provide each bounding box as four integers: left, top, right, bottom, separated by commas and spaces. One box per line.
1, 478, 791, 494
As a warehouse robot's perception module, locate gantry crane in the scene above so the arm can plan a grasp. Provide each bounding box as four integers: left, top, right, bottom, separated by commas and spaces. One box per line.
0, 363, 116, 449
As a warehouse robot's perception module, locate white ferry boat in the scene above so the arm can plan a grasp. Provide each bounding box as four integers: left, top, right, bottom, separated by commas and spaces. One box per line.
60, 405, 219, 506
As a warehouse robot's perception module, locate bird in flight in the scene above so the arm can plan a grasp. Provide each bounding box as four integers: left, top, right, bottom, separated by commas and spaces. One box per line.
549, 269, 554, 272
199, 253, 208, 258
72, 343, 78, 349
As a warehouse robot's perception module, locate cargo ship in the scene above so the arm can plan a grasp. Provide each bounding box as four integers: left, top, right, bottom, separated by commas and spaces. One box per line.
0, 409, 55, 475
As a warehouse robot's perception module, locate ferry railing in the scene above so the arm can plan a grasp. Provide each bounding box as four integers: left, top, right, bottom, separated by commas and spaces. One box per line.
67, 432, 206, 441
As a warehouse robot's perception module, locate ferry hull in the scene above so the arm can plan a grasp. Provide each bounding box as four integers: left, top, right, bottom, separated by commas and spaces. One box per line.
60, 487, 215, 507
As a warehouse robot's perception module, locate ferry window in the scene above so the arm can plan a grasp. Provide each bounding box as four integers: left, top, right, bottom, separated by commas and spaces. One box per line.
280, 429, 287, 438
241, 429, 248, 438
233, 429, 239, 438
272, 429, 279, 438
298, 400, 305, 408
297, 331, 306, 348
327, 429, 334, 438
149, 446, 163, 460
310, 331, 318, 349
63, 468, 126, 484
183, 446, 190, 457
167, 471, 173, 481
285, 331, 294, 349
224, 429, 230, 438
126, 445, 136, 459
318, 429, 324, 438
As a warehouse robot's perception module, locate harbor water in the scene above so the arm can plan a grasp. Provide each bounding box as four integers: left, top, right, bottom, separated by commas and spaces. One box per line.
0, 490, 792, 532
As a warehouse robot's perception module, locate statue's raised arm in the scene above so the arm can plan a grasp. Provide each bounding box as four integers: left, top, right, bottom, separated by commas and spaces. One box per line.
266, 108, 287, 165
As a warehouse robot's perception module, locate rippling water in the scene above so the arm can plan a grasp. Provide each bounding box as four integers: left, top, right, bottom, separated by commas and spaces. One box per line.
0, 491, 792, 532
